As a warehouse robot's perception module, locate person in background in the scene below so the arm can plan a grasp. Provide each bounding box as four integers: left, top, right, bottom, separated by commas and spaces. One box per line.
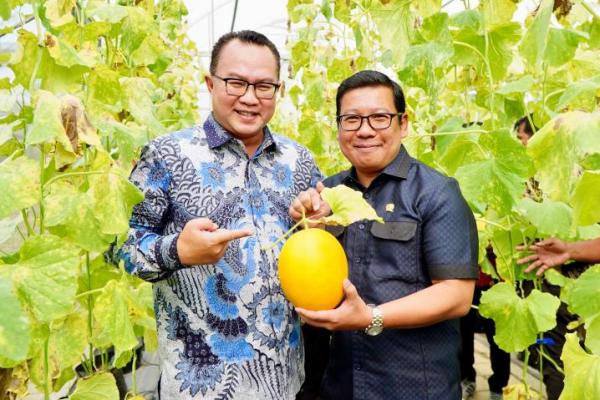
518, 237, 600, 274
120, 30, 322, 399
460, 247, 510, 400
514, 115, 535, 146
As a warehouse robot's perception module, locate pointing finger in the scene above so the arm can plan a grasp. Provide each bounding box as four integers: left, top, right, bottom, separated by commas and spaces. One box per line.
212, 228, 254, 244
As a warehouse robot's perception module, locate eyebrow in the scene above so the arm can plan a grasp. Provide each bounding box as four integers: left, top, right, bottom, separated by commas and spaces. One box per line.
340, 108, 394, 114
221, 73, 279, 83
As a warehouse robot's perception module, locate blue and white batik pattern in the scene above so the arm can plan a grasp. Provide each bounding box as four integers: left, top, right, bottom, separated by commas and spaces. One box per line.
120, 114, 322, 399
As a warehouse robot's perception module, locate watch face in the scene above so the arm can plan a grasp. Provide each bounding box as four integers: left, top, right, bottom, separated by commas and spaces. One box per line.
366, 325, 383, 336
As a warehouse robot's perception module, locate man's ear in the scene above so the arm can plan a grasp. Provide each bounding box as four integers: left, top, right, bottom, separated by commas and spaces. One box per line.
205, 74, 214, 93
399, 112, 409, 139
279, 80, 285, 97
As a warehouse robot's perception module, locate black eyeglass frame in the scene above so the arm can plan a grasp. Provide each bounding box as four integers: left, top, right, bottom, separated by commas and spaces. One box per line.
336, 112, 404, 131
212, 74, 281, 99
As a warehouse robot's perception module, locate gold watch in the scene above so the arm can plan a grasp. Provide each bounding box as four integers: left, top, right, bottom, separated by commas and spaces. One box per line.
364, 304, 384, 336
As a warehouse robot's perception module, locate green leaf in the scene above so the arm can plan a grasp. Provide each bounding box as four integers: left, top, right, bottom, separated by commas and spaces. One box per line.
87, 3, 129, 23
321, 0, 332, 20
519, 0, 553, 69
490, 226, 536, 282
120, 77, 164, 135
303, 71, 325, 110
0, 215, 20, 246
45, 0, 76, 27
527, 112, 600, 201
27, 91, 66, 146
497, 75, 535, 95
0, 279, 30, 366
326, 58, 353, 84
486, 23, 521, 81
369, 0, 413, 67
567, 265, 600, 354
514, 198, 574, 239
560, 333, 600, 400
455, 159, 525, 215
89, 153, 144, 235
413, 0, 440, 18
131, 34, 167, 66
12, 235, 80, 322
46, 34, 97, 68
320, 185, 383, 226
571, 171, 600, 226
557, 75, 600, 111
0, 1, 12, 20
545, 268, 573, 288
479, 283, 561, 352
437, 134, 486, 175
0, 89, 17, 114
479, 0, 516, 28
92, 280, 138, 356
87, 66, 123, 113
43, 182, 115, 252
544, 28, 584, 67
70, 372, 119, 400
50, 312, 88, 372
0, 156, 41, 219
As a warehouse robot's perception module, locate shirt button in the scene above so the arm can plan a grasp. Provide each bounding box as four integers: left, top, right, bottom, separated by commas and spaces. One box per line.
355, 257, 361, 263
358, 223, 365, 230
363, 193, 370, 199
355, 364, 362, 371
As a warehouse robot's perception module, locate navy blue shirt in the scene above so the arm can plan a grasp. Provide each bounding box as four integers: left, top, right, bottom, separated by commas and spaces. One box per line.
320, 146, 478, 400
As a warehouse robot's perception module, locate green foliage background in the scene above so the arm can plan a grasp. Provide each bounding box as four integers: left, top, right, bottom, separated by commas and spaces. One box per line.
0, 0, 599, 399
0, 0, 199, 398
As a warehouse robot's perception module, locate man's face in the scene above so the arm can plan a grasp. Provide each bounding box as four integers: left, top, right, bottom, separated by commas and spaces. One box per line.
516, 123, 530, 145
337, 85, 407, 178
205, 40, 278, 140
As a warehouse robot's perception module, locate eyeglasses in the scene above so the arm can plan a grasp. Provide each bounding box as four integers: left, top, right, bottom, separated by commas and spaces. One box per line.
337, 112, 403, 131
212, 75, 280, 99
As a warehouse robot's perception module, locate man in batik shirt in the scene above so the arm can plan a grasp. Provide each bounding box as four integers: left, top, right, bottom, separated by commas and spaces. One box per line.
121, 31, 321, 399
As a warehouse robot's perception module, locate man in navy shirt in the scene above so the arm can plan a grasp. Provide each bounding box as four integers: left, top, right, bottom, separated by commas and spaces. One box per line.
290, 70, 478, 400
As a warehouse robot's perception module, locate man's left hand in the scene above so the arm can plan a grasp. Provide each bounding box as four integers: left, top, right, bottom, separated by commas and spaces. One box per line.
295, 279, 372, 331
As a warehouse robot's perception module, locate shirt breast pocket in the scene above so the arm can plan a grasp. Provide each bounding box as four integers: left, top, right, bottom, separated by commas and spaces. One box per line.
369, 220, 419, 281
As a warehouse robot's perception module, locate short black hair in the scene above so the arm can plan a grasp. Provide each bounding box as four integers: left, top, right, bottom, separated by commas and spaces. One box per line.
514, 115, 536, 137
209, 30, 280, 77
336, 70, 406, 117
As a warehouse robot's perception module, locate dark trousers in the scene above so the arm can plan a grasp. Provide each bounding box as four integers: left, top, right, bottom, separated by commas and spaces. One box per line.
296, 324, 330, 400
460, 286, 511, 394
524, 280, 576, 400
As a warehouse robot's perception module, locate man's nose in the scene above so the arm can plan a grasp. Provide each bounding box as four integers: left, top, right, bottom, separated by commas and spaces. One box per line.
356, 120, 376, 137
239, 85, 260, 105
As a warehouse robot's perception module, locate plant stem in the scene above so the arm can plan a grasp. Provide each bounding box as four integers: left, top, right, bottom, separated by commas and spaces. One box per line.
261, 219, 304, 251
522, 348, 530, 396
29, 2, 44, 92
539, 347, 564, 374
21, 209, 34, 236
131, 349, 138, 396
39, 145, 45, 233
44, 337, 50, 400
85, 252, 96, 372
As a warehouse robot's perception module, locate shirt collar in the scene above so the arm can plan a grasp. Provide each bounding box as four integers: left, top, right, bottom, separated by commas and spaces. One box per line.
202, 113, 277, 153
342, 145, 412, 186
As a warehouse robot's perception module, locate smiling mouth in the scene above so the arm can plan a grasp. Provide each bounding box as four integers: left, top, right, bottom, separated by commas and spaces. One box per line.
354, 144, 381, 149
235, 110, 259, 118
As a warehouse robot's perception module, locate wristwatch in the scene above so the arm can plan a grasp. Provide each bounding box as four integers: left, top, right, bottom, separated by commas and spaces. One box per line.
364, 304, 384, 336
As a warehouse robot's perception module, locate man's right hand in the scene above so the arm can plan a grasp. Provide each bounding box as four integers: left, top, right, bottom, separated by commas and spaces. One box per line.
289, 182, 331, 224
176, 218, 253, 266
516, 238, 570, 276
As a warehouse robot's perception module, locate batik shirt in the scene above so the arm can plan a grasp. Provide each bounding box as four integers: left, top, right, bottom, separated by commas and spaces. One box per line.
120, 114, 322, 399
